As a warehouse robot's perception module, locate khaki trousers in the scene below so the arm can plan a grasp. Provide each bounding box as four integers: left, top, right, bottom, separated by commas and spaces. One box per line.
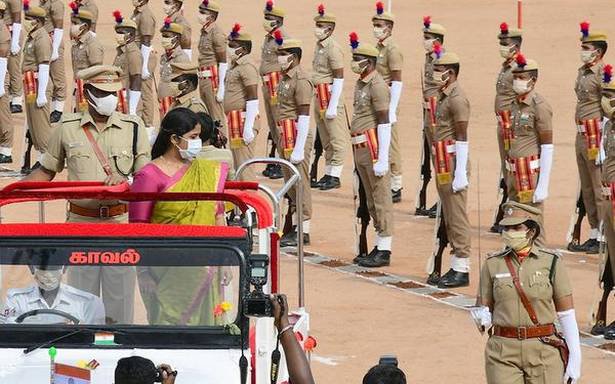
313, 103, 349, 172
576, 133, 605, 229
66, 212, 136, 324
8, 51, 23, 99
279, 124, 314, 221
505, 170, 546, 246
354, 147, 393, 237
485, 336, 564, 384
230, 118, 259, 181
0, 93, 13, 148
50, 41, 66, 102
138, 54, 157, 127
25, 85, 52, 152
390, 122, 402, 179
262, 83, 280, 146
199, 78, 225, 136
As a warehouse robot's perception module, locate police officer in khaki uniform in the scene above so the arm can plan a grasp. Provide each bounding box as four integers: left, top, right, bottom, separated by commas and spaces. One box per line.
569, 24, 608, 253
275, 35, 314, 247
22, 2, 52, 164
429, 51, 471, 288
131, 0, 156, 140
347, 34, 393, 268
0, 1, 13, 163
196, 0, 227, 135
168, 62, 208, 114
163, 0, 192, 59
4, 0, 23, 114
74, 0, 98, 35
113, 12, 142, 117
310, 4, 348, 191
158, 19, 189, 119
69, 6, 103, 113
475, 202, 581, 384
39, 0, 66, 123
24, 65, 151, 324
372, 2, 403, 203
260, 0, 285, 179
224, 24, 259, 181
506, 54, 554, 247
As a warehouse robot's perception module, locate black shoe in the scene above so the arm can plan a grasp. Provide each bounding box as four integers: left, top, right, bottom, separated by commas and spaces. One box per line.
353, 252, 369, 264
320, 176, 340, 191
0, 154, 13, 164
280, 231, 310, 247
358, 249, 391, 268
312, 175, 328, 189
568, 238, 599, 253
10, 103, 22, 114
427, 203, 437, 219
604, 321, 615, 340
262, 164, 274, 177
437, 269, 469, 288
268, 164, 284, 180
392, 189, 402, 204
489, 224, 504, 234
590, 320, 607, 336
20, 166, 31, 175
426, 271, 441, 286
50, 111, 62, 123
414, 207, 430, 216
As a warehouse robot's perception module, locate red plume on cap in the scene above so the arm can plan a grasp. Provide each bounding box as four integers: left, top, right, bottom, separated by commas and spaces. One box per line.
423, 16, 431, 29
580, 21, 590, 38
500, 22, 509, 35
318, 4, 325, 16
515, 52, 527, 69
113, 10, 123, 24
273, 29, 283, 45
349, 32, 359, 49
433, 41, 442, 58
203, 0, 209, 7
265, 0, 274, 12
604, 64, 613, 84
376, 1, 384, 15
163, 17, 171, 29
23, 0, 30, 11
69, 1, 79, 15
230, 23, 241, 39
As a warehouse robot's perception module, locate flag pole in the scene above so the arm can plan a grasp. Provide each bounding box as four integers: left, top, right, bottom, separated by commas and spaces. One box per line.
517, 0, 523, 29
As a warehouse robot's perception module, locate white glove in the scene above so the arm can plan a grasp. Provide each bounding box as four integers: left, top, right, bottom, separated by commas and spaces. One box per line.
90, 31, 97, 38
290, 115, 309, 164
50, 28, 63, 62
388, 81, 403, 124
243, 99, 258, 145
216, 62, 228, 103
140, 45, 152, 80
36, 63, 50, 108
373, 123, 391, 177
533, 143, 554, 203
128, 90, 142, 115
325, 78, 344, 119
0, 57, 7, 98
597, 117, 609, 166
452, 141, 469, 192
183, 49, 192, 60
470, 306, 492, 332
558, 309, 581, 384
10, 23, 22, 55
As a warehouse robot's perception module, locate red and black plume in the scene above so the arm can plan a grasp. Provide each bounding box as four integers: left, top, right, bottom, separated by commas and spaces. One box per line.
349, 32, 359, 49
423, 16, 431, 29
230, 23, 241, 39
318, 4, 325, 16
376, 1, 384, 15
604, 64, 613, 84
265, 0, 274, 12
113, 10, 123, 24
273, 29, 283, 45
515, 52, 527, 69
433, 41, 442, 58
580, 21, 590, 38
23, 0, 30, 11
69, 1, 79, 16
203, 0, 209, 7
500, 22, 509, 35
163, 17, 172, 29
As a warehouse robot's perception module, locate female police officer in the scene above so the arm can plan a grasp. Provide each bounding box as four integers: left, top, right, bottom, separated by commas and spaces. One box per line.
473, 201, 581, 384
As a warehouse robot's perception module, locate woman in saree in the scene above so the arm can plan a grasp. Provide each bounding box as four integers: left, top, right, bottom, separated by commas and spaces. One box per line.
129, 108, 229, 326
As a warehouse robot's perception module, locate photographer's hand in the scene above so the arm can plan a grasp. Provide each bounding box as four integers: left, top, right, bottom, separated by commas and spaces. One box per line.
271, 294, 290, 331
158, 364, 176, 384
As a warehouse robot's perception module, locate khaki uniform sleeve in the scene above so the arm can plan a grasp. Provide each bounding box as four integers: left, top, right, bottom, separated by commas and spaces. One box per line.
133, 118, 152, 172
535, 100, 553, 133
213, 28, 226, 54
140, 10, 156, 38
8, 0, 21, 16
181, 23, 192, 49
50, 0, 64, 25
371, 81, 390, 112
127, 46, 142, 77
88, 40, 104, 66
387, 45, 403, 72
40, 125, 66, 173
328, 44, 344, 71
240, 64, 259, 88
479, 260, 494, 305
552, 256, 573, 300
35, 34, 52, 64
450, 94, 471, 124
294, 78, 313, 107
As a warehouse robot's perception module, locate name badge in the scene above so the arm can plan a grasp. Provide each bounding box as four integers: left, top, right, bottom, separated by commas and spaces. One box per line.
519, 113, 531, 126
68, 142, 84, 149
495, 273, 511, 279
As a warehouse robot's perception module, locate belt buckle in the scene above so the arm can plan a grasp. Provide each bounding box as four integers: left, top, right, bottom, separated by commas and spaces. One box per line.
99, 206, 110, 219
517, 326, 528, 340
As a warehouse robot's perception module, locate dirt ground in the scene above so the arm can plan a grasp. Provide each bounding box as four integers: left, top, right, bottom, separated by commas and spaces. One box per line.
2, 0, 615, 382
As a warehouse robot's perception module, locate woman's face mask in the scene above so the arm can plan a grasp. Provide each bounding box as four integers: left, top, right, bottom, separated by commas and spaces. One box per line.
423, 38, 436, 52
34, 269, 63, 292
373, 26, 388, 41
115, 32, 128, 46
314, 26, 329, 41
499, 44, 515, 59
161, 36, 177, 50
263, 19, 277, 33
513, 78, 533, 95
502, 229, 532, 251
432, 69, 451, 86
198, 13, 214, 26
580, 49, 597, 64
70, 23, 85, 39
175, 136, 202, 160
277, 54, 293, 71
351, 58, 368, 74
87, 90, 118, 116
227, 46, 242, 62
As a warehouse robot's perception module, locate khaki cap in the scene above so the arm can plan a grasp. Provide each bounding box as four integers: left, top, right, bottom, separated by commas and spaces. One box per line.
170, 62, 199, 78
349, 32, 378, 58
71, 9, 95, 23
199, 0, 220, 12
580, 21, 607, 43
499, 201, 541, 227
512, 53, 539, 73
161, 18, 184, 35
78, 65, 123, 92
113, 10, 137, 30
423, 16, 445, 37
372, 1, 394, 23
23, 1, 47, 19
264, 1, 285, 18
434, 51, 460, 66
228, 23, 252, 42
314, 4, 336, 24
278, 38, 302, 51
498, 22, 522, 39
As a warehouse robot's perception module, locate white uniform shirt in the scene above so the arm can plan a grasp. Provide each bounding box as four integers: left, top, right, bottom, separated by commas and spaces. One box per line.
0, 284, 105, 325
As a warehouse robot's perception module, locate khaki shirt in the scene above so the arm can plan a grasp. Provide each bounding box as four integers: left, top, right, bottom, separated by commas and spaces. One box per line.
351, 70, 389, 135
169, 11, 191, 50
159, 46, 189, 84
198, 23, 225, 67
575, 62, 603, 121
276, 65, 313, 122
171, 90, 208, 114
259, 28, 285, 76
224, 55, 259, 112
78, 0, 98, 31
479, 247, 572, 327
494, 60, 516, 113
311, 36, 344, 85
509, 90, 552, 159
431, 81, 470, 142
41, 112, 150, 208
71, 31, 104, 75
113, 41, 142, 89
602, 120, 615, 182
40, 0, 64, 34
2, 0, 20, 25
423, 52, 439, 100
197, 145, 235, 180
132, 4, 156, 47
22, 27, 51, 71
376, 37, 403, 85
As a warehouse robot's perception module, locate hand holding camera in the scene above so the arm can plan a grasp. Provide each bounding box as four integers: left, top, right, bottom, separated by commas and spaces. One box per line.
271, 293, 289, 331
155, 364, 177, 384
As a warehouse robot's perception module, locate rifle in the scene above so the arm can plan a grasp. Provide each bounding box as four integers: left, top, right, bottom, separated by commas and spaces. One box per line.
592, 239, 613, 334
415, 72, 434, 216
566, 187, 586, 248
21, 130, 33, 172
489, 173, 508, 233
426, 201, 448, 285
310, 131, 323, 185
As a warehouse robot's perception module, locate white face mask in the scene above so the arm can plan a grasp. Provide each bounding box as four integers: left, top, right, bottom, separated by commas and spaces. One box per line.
161, 36, 176, 50
176, 137, 202, 160
227, 46, 242, 62
423, 38, 436, 52
24, 19, 38, 34
115, 33, 127, 46
277, 54, 293, 71
198, 13, 213, 26
373, 26, 387, 40
70, 23, 85, 39
432, 70, 450, 86
351, 59, 368, 74
512, 78, 532, 95
602, 96, 615, 117
163, 3, 176, 16
580, 49, 597, 64
263, 19, 277, 33
87, 90, 118, 116
34, 269, 63, 292
502, 230, 531, 251
499, 44, 515, 59
314, 27, 329, 41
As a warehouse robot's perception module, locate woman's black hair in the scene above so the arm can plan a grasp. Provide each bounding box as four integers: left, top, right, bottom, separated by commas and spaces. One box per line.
524, 220, 541, 239
196, 112, 226, 148
151, 108, 199, 159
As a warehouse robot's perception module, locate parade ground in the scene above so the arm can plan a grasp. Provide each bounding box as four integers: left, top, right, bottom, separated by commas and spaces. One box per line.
2, 0, 615, 382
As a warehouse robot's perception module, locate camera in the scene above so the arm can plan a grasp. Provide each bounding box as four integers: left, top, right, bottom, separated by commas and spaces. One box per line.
378, 355, 399, 367
154, 366, 177, 382
243, 254, 274, 317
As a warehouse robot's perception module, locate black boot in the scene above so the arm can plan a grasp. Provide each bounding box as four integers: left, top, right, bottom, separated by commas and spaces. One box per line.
427, 203, 437, 219
320, 176, 340, 190
568, 238, 599, 253
262, 164, 274, 177
354, 246, 377, 264
426, 271, 441, 286
280, 231, 310, 247
312, 175, 328, 189
268, 164, 284, 179
604, 321, 615, 340
437, 269, 469, 288
392, 189, 402, 204
50, 110, 62, 124
0, 154, 13, 164
358, 249, 391, 268
590, 320, 607, 336
10, 103, 22, 114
